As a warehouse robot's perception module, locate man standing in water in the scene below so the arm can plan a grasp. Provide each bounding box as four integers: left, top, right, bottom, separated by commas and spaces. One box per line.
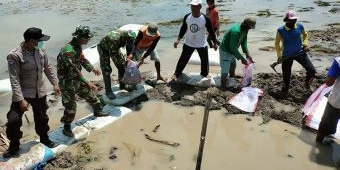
171, 0, 219, 81
4, 27, 60, 158
275, 10, 316, 93
316, 57, 340, 145
57, 25, 109, 137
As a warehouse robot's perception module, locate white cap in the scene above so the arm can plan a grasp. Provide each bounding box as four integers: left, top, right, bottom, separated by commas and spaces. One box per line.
189, 0, 202, 5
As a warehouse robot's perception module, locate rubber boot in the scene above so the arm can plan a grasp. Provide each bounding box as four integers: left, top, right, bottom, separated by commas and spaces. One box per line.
103, 76, 116, 99
93, 103, 109, 117
63, 124, 74, 137
3, 143, 19, 158
40, 135, 58, 148
119, 81, 126, 90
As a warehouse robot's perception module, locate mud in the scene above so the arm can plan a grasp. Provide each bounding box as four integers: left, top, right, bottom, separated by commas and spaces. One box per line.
43, 22, 339, 170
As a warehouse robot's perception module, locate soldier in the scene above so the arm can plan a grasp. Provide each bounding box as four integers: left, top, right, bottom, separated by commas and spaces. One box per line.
4, 27, 60, 158
57, 25, 109, 137
97, 29, 136, 99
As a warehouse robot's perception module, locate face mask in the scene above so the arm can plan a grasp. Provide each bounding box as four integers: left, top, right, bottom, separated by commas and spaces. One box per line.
35, 41, 44, 50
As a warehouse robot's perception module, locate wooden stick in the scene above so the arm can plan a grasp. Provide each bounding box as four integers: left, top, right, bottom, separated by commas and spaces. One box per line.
144, 134, 180, 147
195, 93, 212, 170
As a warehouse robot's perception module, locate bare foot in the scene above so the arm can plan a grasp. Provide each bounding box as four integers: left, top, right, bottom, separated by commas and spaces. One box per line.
157, 76, 168, 83
171, 75, 177, 81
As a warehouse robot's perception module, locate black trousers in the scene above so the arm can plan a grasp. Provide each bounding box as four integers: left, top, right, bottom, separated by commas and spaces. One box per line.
318, 102, 340, 136
6, 96, 50, 148
174, 44, 209, 77
281, 52, 316, 88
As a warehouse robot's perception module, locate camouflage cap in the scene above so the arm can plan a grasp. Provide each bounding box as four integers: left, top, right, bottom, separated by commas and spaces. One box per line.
72, 25, 94, 39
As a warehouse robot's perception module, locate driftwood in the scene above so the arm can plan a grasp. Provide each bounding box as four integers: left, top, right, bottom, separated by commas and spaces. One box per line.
152, 124, 160, 132
144, 134, 180, 147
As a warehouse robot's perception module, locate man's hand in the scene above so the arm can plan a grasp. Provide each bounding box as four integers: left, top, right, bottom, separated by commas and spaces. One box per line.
127, 54, 133, 60
174, 40, 180, 48
92, 68, 101, 76
303, 45, 310, 52
19, 99, 29, 112
245, 53, 254, 63
241, 58, 248, 65
138, 57, 145, 67
53, 84, 61, 96
87, 82, 98, 91
213, 43, 218, 51
277, 57, 283, 64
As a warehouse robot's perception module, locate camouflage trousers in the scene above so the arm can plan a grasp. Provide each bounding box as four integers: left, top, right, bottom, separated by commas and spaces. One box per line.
97, 45, 125, 81
59, 81, 101, 124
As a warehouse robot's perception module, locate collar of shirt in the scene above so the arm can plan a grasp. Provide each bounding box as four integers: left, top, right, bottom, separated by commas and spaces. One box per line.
284, 24, 297, 31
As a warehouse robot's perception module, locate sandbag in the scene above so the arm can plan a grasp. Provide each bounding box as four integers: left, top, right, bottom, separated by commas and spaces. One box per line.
121, 60, 142, 86
228, 87, 263, 113
240, 60, 255, 87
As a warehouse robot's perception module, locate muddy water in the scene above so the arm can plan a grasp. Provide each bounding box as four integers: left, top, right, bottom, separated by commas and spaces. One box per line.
61, 101, 337, 170
0, 0, 339, 79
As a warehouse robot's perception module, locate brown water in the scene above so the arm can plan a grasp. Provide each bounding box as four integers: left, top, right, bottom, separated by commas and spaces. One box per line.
0, 0, 339, 169
58, 101, 338, 170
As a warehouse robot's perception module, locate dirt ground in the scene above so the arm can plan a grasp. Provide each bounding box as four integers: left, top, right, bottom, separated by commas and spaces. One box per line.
42, 25, 340, 169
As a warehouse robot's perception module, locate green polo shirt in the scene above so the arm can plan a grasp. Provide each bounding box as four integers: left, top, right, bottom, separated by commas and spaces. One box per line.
219, 23, 249, 60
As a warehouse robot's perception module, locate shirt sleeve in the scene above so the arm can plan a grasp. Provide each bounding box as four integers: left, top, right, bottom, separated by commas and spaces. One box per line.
229, 32, 243, 60
205, 15, 218, 44
132, 31, 143, 54
143, 36, 160, 59
42, 50, 58, 86
240, 33, 249, 54
178, 14, 189, 40
275, 30, 283, 58
327, 59, 340, 78
7, 53, 24, 102
80, 52, 94, 73
301, 26, 308, 47
61, 51, 88, 84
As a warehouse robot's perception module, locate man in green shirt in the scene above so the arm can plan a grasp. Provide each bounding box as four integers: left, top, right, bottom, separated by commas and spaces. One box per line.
219, 16, 256, 90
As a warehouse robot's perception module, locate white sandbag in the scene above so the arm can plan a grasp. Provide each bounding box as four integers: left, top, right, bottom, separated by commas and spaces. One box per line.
302, 83, 333, 115
228, 87, 263, 113
188, 48, 220, 66
302, 84, 340, 139
118, 24, 143, 34
0, 78, 11, 94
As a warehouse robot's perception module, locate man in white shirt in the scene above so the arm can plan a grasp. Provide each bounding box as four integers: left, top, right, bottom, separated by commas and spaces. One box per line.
172, 0, 219, 80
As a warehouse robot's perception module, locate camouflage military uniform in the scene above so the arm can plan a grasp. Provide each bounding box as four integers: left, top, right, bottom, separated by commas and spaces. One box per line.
57, 39, 101, 124
97, 30, 135, 98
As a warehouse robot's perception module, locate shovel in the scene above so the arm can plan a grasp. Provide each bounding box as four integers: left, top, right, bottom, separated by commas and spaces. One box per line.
270, 62, 280, 74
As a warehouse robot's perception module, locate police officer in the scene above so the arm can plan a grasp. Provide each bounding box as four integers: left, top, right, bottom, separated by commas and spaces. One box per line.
97, 29, 136, 99
4, 27, 60, 158
57, 25, 109, 137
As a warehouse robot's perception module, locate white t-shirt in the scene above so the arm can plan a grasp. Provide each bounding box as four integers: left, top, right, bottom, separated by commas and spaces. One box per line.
184, 14, 208, 48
